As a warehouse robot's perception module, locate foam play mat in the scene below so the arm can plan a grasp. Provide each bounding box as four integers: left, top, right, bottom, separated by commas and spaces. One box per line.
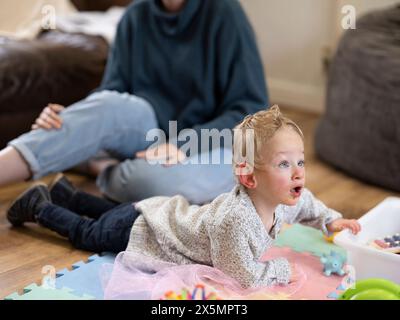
275, 224, 347, 259
4, 253, 116, 300
4, 224, 349, 300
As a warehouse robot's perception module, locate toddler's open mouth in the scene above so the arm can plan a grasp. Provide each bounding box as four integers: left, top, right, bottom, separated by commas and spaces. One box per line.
290, 186, 303, 197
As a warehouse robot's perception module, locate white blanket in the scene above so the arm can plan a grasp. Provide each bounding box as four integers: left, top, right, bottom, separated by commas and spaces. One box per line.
56, 7, 125, 44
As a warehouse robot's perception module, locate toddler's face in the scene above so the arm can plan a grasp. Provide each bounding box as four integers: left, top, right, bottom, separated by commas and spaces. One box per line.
254, 127, 305, 206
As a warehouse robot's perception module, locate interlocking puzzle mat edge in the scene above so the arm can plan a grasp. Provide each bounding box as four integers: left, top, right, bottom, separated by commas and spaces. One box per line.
4, 252, 115, 300
5, 225, 346, 300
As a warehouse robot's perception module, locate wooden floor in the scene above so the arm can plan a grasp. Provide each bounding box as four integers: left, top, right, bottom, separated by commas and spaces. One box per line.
0, 106, 399, 299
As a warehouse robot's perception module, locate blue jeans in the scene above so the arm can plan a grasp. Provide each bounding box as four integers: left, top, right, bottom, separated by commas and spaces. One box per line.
9, 90, 235, 204
36, 191, 138, 253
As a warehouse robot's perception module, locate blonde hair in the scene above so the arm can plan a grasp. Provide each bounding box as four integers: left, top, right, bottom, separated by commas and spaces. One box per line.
233, 105, 303, 172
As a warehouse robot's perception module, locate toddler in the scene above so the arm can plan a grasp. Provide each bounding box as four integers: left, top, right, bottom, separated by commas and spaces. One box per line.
7, 105, 361, 288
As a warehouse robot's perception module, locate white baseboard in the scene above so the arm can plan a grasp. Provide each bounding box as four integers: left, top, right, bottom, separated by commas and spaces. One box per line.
267, 78, 326, 114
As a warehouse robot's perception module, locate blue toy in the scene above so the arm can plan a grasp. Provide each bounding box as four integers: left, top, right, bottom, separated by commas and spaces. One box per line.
320, 250, 346, 276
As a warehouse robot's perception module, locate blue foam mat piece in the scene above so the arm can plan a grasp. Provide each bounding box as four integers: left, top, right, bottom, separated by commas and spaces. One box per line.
55, 252, 116, 299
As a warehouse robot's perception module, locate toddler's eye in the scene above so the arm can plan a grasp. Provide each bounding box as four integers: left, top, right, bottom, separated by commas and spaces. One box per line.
279, 161, 290, 168
298, 160, 305, 167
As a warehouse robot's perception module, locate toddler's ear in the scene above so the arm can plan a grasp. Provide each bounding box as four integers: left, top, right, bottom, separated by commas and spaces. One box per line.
236, 163, 257, 189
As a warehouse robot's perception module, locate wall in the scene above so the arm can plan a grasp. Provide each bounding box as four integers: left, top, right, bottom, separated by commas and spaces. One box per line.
0, 0, 76, 39
240, 0, 400, 113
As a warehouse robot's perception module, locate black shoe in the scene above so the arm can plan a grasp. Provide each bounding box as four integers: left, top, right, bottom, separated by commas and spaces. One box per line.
48, 173, 76, 208
7, 183, 51, 227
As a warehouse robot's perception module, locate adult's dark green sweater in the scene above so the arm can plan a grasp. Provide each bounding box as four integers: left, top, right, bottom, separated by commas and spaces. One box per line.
99, 0, 268, 150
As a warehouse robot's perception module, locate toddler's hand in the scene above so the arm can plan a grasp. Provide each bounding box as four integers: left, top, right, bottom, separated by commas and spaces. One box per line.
327, 218, 361, 235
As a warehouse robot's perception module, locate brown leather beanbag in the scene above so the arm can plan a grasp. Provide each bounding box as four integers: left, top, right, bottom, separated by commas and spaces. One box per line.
0, 31, 109, 148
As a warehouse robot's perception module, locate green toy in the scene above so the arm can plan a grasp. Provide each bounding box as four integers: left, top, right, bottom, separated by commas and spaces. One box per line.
339, 278, 400, 300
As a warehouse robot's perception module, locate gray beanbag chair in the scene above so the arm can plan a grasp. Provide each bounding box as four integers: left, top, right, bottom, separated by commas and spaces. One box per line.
315, 5, 400, 191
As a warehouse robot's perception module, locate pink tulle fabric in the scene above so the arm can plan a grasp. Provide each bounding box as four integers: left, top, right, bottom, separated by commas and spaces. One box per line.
100, 247, 343, 300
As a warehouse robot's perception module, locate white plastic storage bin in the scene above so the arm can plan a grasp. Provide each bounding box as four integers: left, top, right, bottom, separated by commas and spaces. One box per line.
334, 197, 400, 284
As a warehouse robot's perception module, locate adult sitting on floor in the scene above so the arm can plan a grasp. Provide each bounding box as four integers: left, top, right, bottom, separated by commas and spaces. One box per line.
0, 0, 268, 204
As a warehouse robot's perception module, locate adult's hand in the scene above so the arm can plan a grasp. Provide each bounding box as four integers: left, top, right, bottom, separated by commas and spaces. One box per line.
31, 103, 65, 130
136, 143, 186, 167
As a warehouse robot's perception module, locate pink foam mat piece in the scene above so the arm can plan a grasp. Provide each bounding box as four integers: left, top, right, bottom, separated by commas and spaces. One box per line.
260, 247, 344, 300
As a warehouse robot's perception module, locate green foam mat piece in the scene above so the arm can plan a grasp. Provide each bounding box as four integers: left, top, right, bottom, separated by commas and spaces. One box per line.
275, 224, 347, 259
4, 283, 95, 300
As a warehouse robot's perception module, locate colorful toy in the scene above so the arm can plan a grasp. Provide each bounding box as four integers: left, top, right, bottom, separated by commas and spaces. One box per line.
324, 232, 338, 243
368, 233, 400, 254
320, 250, 346, 276
163, 284, 221, 300
339, 278, 400, 300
